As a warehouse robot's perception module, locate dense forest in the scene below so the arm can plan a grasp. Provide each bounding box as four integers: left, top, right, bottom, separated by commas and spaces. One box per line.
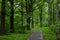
0, 0, 60, 40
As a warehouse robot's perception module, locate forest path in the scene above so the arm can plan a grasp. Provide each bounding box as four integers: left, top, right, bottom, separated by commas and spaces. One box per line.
27, 30, 44, 40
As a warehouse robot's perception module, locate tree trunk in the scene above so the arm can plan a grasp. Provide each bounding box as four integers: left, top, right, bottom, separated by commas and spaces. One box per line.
31, 0, 34, 28
10, 0, 14, 33
48, 3, 52, 27
52, 2, 56, 25
0, 11, 1, 31
39, 6, 42, 27
32, 11, 34, 28
21, 0, 23, 27
56, 9, 59, 40
26, 0, 31, 30
56, 1, 60, 40
0, 0, 6, 35
20, 0, 24, 32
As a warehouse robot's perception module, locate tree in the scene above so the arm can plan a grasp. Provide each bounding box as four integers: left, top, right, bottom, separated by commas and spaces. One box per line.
38, 0, 44, 27
56, 0, 60, 40
48, 1, 53, 27
39, 6, 42, 27
0, 0, 6, 35
20, 0, 24, 33
9, 0, 14, 33
52, 0, 56, 25
26, 0, 31, 30
27, 0, 34, 30
21, 0, 23, 28
0, 12, 1, 27
31, 0, 34, 28
56, 7, 59, 40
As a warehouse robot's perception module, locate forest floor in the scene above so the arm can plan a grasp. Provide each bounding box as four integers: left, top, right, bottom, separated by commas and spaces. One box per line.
27, 30, 44, 40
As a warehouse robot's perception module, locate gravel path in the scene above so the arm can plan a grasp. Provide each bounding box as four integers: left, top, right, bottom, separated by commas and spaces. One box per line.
27, 30, 44, 40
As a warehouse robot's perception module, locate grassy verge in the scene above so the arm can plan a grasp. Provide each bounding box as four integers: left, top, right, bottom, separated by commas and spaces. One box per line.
0, 30, 33, 40
34, 26, 56, 40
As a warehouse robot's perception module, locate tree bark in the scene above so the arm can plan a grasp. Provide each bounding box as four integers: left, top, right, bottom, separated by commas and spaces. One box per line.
38, 6, 42, 27
10, 0, 14, 33
52, 3, 55, 25
26, 0, 31, 30
56, 9, 59, 40
48, 3, 52, 27
56, 1, 60, 40
30, 0, 34, 28
0, 0, 6, 35
21, 0, 24, 32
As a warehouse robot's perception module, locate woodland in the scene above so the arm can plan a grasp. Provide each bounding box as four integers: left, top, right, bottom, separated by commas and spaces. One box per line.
0, 0, 60, 40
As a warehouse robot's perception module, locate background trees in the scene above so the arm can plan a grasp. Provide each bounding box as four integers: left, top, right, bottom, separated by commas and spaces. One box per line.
0, 0, 59, 40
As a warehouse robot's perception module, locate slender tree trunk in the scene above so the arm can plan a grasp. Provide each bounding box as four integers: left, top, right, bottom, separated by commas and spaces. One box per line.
0, 11, 1, 30
21, 0, 24, 32
56, 9, 59, 40
52, 0, 55, 25
48, 3, 52, 27
26, 0, 31, 30
39, 6, 42, 27
0, 0, 6, 35
52, 3, 55, 25
31, 0, 34, 28
21, 0, 23, 27
32, 11, 34, 28
58, 12, 60, 40
40, 6, 42, 27
10, 0, 14, 33
27, 0, 33, 30
56, 1, 60, 40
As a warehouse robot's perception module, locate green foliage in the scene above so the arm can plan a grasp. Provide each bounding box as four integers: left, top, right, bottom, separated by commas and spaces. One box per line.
0, 0, 58, 40
50, 24, 56, 33
0, 30, 33, 40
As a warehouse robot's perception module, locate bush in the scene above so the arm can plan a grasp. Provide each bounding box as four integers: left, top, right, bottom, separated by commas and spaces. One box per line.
50, 25, 56, 33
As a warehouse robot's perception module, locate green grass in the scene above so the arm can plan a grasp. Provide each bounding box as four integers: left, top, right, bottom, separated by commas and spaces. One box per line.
34, 25, 56, 40
0, 30, 33, 40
